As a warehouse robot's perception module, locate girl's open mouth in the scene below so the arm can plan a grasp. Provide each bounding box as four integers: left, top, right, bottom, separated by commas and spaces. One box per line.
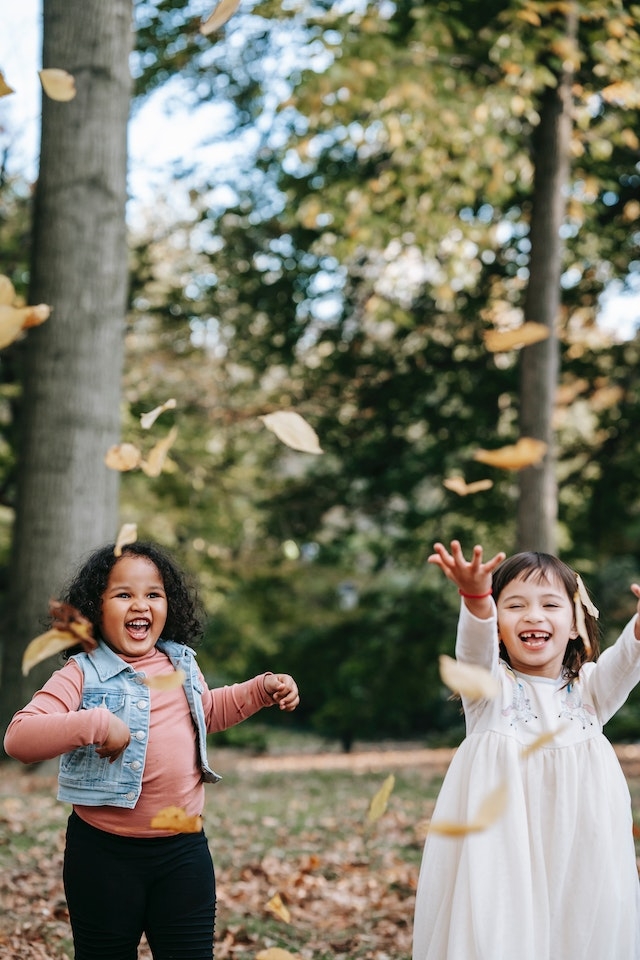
126, 618, 151, 639
520, 632, 549, 649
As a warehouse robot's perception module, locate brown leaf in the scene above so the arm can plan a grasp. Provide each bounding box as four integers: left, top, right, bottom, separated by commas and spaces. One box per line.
366, 774, 395, 825
256, 950, 299, 960
442, 476, 493, 497
0, 275, 16, 305
483, 322, 550, 353
474, 437, 547, 471
39, 68, 76, 102
200, 0, 242, 35
49, 600, 96, 644
142, 669, 186, 691
150, 806, 203, 834
114, 523, 138, 557
0, 303, 51, 350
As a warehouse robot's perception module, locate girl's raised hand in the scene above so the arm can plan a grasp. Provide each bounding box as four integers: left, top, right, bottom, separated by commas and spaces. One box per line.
264, 673, 300, 711
428, 540, 506, 597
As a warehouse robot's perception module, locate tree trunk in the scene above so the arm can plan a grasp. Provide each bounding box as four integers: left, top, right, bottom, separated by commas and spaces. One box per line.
0, 0, 132, 740
517, 14, 575, 554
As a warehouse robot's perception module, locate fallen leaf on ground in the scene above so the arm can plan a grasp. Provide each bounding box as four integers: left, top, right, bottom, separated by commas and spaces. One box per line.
256, 949, 299, 960
265, 892, 291, 923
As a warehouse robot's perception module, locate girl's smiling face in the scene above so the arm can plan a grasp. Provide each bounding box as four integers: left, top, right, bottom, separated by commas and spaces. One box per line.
496, 572, 578, 679
100, 555, 168, 658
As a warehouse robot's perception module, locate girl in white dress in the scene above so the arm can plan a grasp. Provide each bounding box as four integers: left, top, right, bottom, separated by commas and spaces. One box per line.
412, 540, 640, 960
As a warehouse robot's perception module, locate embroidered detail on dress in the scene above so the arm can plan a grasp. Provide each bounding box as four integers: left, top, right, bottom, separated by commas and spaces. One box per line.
501, 667, 537, 727
558, 682, 595, 729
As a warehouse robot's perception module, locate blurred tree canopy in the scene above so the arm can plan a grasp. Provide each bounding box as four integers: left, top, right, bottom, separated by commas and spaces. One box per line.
2, 0, 640, 745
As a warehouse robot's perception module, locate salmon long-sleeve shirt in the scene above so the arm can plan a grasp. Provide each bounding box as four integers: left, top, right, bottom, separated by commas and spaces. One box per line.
4, 644, 274, 837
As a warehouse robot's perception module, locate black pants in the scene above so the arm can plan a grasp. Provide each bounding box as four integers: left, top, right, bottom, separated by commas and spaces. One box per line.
63, 811, 216, 960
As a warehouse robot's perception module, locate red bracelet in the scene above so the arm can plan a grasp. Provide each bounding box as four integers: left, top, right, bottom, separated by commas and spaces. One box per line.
459, 588, 492, 599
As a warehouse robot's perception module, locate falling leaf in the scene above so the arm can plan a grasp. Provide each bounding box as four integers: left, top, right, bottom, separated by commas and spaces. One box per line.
429, 781, 508, 836
575, 574, 599, 619
39, 68, 76, 101
483, 322, 550, 353
520, 727, 562, 758
256, 950, 299, 960
260, 411, 323, 454
0, 303, 51, 350
200, 0, 241, 35
141, 425, 178, 477
265, 892, 291, 924
150, 806, 203, 833
114, 523, 138, 557
140, 398, 177, 430
0, 276, 15, 305
0, 72, 15, 98
142, 669, 186, 691
366, 773, 395, 824
439, 655, 500, 701
474, 437, 547, 471
442, 476, 493, 497
573, 591, 592, 655
104, 442, 142, 472
22, 601, 96, 676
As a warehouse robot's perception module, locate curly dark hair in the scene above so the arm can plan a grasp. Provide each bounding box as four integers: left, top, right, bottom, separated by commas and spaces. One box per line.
60, 541, 205, 655
491, 552, 601, 685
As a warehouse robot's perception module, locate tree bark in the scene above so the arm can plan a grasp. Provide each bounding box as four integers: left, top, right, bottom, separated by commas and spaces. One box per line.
517, 13, 575, 554
0, 0, 132, 740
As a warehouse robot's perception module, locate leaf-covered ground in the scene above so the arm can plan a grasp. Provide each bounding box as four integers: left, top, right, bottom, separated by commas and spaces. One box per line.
1, 741, 640, 960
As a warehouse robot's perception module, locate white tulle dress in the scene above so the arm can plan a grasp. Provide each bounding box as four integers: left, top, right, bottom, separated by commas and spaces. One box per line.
412, 603, 640, 960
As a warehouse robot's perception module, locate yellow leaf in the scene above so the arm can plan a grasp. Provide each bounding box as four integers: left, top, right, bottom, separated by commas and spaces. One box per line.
474, 437, 547, 471
22, 628, 84, 676
439, 655, 500, 701
520, 727, 562, 758
114, 523, 138, 557
141, 425, 178, 477
142, 669, 186, 691
575, 573, 599, 619
22, 604, 97, 676
0, 275, 16, 305
0, 303, 51, 350
150, 806, 203, 833
256, 950, 300, 960
442, 476, 493, 497
104, 442, 142, 472
39, 68, 76, 101
366, 773, 395, 824
265, 892, 291, 924
140, 398, 177, 430
0, 71, 15, 98
483, 322, 550, 353
200, 0, 241, 35
260, 411, 323, 454
429, 781, 508, 836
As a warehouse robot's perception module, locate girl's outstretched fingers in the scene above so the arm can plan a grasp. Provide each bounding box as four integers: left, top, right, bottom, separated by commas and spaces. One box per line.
264, 673, 300, 711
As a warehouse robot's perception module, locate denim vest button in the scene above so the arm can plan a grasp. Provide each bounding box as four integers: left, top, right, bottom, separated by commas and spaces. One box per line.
134, 730, 145, 741
125, 791, 136, 801
137, 699, 148, 709
130, 760, 141, 771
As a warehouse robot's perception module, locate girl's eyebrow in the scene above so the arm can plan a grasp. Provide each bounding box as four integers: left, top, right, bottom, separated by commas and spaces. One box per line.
105, 581, 166, 593
501, 592, 566, 601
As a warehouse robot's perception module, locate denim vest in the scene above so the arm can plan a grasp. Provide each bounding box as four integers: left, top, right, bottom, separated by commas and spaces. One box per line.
57, 639, 221, 808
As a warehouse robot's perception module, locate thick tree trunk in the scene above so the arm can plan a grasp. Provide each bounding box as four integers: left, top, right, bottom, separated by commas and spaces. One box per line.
517, 18, 575, 554
0, 0, 132, 739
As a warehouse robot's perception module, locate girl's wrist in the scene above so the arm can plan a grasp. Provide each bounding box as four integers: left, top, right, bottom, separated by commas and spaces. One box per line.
459, 588, 492, 599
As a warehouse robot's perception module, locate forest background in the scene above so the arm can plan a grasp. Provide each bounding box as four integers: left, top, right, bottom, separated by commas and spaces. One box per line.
1, 0, 640, 753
